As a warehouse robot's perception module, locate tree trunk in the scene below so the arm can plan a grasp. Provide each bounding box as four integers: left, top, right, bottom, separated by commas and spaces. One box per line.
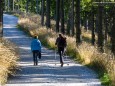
46, 0, 51, 28
12, 0, 14, 11
91, 6, 95, 45
84, 11, 87, 31
18, 0, 19, 11
75, 0, 81, 44
111, 6, 115, 54
8, 0, 10, 12
41, 0, 45, 26
67, 8, 71, 35
0, 0, 3, 37
104, 10, 108, 43
26, 0, 29, 13
67, 18, 70, 35
56, 0, 60, 32
5, 0, 6, 11
36, 0, 39, 14
71, 0, 74, 36
97, 5, 104, 52
60, 0, 65, 34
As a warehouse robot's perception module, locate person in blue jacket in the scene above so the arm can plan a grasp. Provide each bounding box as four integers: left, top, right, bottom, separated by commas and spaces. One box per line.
31, 36, 41, 65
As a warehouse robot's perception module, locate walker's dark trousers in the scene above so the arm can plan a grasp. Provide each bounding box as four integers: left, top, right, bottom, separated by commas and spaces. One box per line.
58, 47, 64, 64
32, 50, 41, 65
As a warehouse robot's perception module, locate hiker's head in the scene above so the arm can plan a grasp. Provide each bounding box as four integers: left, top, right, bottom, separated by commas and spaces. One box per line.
59, 33, 62, 37
34, 36, 38, 39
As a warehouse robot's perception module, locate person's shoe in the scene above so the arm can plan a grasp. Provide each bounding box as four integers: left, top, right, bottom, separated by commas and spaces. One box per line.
39, 56, 41, 59
36, 62, 38, 65
61, 62, 63, 67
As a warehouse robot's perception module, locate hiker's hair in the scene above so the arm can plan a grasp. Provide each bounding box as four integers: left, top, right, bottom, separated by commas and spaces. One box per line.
34, 36, 38, 39
59, 33, 62, 37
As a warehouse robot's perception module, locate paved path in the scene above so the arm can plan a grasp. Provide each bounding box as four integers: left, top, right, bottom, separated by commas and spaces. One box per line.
3, 14, 101, 86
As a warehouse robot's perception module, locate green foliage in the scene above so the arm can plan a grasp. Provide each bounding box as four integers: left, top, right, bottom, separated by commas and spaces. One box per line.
100, 73, 111, 85
5, 0, 96, 19
50, 0, 56, 19
81, 0, 92, 12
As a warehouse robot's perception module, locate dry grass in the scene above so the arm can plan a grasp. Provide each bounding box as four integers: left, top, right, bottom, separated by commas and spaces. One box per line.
81, 29, 98, 43
18, 13, 115, 86
0, 38, 18, 85
77, 42, 96, 64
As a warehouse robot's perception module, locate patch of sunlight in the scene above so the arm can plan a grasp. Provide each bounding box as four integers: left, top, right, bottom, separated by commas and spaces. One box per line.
3, 24, 16, 28
6, 83, 101, 86
19, 47, 30, 50
5, 36, 29, 39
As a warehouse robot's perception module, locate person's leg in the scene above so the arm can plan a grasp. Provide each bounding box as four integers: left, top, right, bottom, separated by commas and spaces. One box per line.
39, 52, 41, 59
35, 52, 38, 65
33, 50, 38, 65
58, 47, 61, 63
60, 52, 63, 64
63, 47, 66, 56
33, 51, 36, 65
61, 47, 64, 63
34, 50, 38, 65
58, 47, 64, 65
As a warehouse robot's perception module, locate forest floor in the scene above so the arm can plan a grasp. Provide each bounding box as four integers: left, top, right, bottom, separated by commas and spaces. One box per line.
3, 14, 101, 86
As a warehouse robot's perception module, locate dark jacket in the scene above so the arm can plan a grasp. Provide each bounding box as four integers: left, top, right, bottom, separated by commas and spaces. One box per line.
55, 37, 67, 48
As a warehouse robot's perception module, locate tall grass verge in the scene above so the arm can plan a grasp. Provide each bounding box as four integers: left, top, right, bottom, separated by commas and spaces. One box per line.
0, 38, 19, 85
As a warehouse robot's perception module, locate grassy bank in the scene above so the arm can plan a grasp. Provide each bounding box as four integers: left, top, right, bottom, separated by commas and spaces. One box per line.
17, 13, 115, 86
0, 38, 19, 85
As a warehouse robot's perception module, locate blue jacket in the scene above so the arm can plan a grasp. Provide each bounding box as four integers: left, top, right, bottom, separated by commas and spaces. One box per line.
31, 39, 41, 52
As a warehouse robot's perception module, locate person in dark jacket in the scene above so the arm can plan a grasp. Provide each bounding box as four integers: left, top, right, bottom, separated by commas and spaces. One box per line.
31, 36, 41, 65
55, 33, 67, 67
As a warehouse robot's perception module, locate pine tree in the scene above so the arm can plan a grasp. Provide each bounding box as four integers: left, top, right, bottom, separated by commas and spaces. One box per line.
91, 6, 95, 45
56, 0, 60, 32
111, 6, 115, 54
41, 0, 45, 26
26, 0, 29, 13
71, 0, 74, 36
60, 0, 65, 34
46, 0, 51, 28
0, 0, 3, 37
97, 5, 104, 52
36, 0, 39, 14
75, 0, 81, 44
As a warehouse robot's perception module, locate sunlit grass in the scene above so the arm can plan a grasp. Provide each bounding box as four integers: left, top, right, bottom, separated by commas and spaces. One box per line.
77, 42, 96, 64
0, 38, 19, 85
18, 13, 115, 86
81, 29, 98, 43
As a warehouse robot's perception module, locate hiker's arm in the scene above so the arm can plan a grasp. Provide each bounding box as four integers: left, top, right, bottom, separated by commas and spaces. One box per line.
55, 38, 58, 45
31, 41, 33, 52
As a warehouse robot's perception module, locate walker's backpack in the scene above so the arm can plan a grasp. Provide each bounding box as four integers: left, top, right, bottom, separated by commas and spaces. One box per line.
58, 37, 66, 47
